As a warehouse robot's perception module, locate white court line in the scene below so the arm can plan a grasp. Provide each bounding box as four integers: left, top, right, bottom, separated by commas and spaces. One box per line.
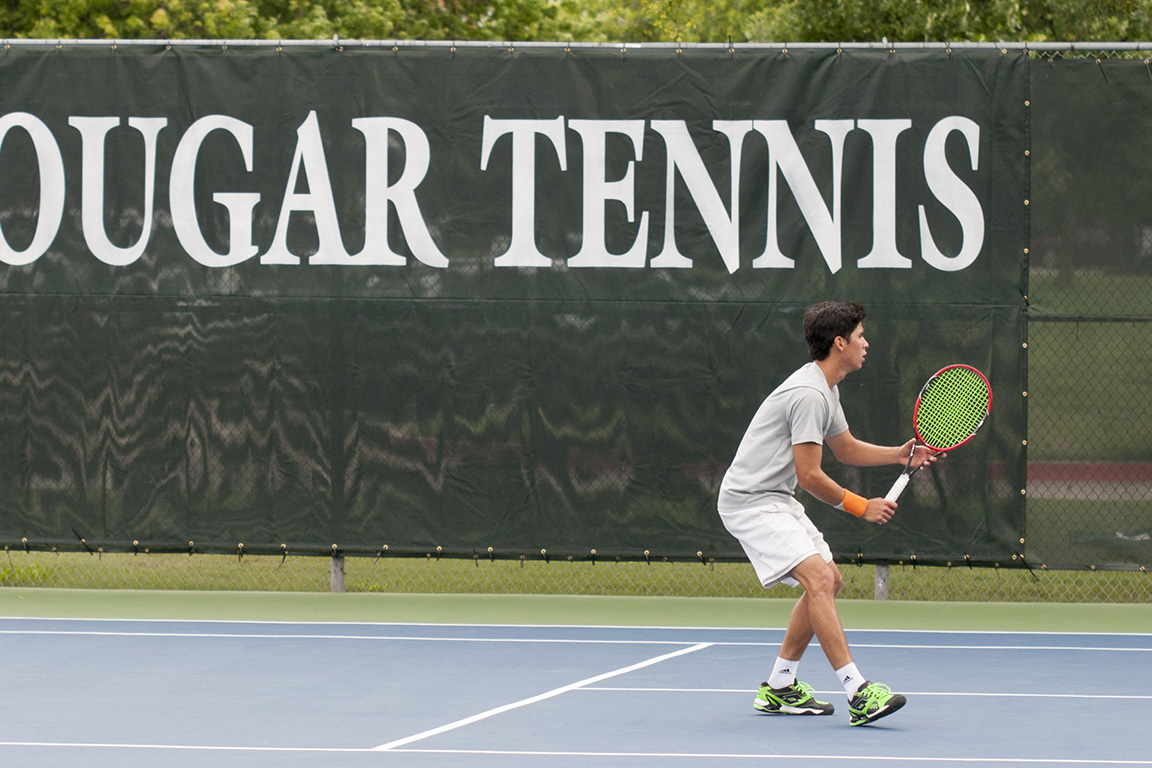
3, 743, 1149, 764
371, 642, 714, 752
582, 687, 1152, 700
387, 749, 1152, 764
3, 617, 1148, 639
0, 742, 372, 753
0, 629, 699, 645
851, 643, 1152, 652
2, 629, 1148, 652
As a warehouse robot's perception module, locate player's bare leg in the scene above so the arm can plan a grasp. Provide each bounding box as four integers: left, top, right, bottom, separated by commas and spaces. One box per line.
752, 556, 844, 717
788, 555, 907, 725
788, 556, 851, 669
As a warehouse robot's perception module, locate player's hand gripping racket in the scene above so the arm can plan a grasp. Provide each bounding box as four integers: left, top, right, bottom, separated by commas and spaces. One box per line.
884, 364, 992, 502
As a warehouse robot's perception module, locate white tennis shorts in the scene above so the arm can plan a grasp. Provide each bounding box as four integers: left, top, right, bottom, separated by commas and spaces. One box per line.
719, 496, 833, 588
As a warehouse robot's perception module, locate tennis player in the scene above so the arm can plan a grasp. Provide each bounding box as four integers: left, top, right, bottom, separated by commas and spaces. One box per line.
717, 300, 938, 726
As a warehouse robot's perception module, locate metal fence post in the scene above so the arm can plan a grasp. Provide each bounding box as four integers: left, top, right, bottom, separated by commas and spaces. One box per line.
874, 564, 890, 600
330, 555, 346, 593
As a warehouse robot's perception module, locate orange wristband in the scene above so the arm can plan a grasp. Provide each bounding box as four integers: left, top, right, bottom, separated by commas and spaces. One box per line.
836, 489, 868, 517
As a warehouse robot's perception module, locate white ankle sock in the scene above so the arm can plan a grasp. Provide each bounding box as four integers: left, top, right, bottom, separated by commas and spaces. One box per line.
767, 657, 799, 689
835, 662, 865, 696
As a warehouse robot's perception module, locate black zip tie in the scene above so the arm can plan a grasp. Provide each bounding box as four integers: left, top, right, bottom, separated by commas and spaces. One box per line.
188, 540, 195, 556
488, 547, 494, 563
22, 537, 29, 553
964, 554, 973, 569
237, 543, 244, 562
132, 540, 139, 556
697, 550, 705, 565
71, 528, 94, 555
644, 550, 651, 565
1016, 552, 1039, 581
540, 549, 549, 564
590, 549, 597, 565
435, 546, 442, 561
278, 543, 288, 568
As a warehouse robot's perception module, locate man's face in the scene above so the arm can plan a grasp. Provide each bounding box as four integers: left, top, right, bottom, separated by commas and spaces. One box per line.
841, 323, 869, 369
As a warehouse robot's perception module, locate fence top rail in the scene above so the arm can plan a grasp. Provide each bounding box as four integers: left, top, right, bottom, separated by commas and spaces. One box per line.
1, 38, 1150, 53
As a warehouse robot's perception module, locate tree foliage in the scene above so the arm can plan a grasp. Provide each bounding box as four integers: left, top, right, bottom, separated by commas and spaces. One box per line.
0, 0, 1149, 42
0, 0, 592, 40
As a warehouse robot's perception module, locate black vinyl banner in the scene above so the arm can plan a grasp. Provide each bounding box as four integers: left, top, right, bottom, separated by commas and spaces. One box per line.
0, 44, 1028, 564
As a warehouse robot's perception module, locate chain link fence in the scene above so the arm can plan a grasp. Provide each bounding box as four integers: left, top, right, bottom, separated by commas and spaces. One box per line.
3, 548, 1149, 602
1024, 44, 1152, 596
1, 42, 1149, 602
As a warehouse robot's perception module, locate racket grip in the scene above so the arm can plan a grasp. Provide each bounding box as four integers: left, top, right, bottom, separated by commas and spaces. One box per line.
884, 474, 910, 503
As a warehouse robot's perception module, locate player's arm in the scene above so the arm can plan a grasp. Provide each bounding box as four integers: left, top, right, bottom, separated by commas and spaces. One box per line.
826, 430, 939, 471
794, 441, 896, 524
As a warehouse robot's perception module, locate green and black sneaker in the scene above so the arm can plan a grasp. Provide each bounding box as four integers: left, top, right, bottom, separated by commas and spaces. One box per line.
753, 680, 835, 715
848, 681, 907, 726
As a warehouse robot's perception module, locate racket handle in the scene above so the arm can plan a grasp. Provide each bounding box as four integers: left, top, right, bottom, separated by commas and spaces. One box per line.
884, 473, 910, 503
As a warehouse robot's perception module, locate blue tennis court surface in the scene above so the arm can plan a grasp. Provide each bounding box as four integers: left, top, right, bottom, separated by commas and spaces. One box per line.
2, 617, 1150, 767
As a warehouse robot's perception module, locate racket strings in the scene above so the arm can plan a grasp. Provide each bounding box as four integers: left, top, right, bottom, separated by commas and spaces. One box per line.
914, 368, 990, 450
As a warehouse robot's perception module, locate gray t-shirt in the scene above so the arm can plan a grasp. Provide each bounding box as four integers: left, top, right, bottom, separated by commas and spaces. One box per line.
717, 361, 849, 512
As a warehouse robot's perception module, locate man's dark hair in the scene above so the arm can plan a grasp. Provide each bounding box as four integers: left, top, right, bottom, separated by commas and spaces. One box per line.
803, 301, 866, 360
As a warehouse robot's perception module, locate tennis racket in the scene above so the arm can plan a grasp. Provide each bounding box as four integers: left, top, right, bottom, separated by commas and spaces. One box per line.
884, 364, 992, 502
